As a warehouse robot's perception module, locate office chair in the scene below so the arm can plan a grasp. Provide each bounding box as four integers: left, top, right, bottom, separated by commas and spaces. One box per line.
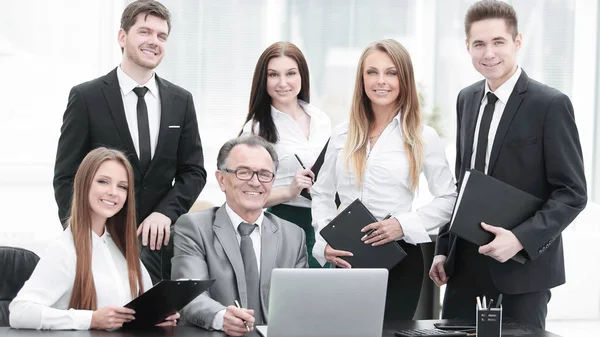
0, 246, 40, 326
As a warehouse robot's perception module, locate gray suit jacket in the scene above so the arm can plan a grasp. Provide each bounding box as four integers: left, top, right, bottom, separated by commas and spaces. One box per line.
171, 205, 308, 329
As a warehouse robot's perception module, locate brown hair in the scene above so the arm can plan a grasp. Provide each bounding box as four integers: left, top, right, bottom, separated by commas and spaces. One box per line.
68, 147, 144, 310
465, 0, 518, 39
344, 39, 423, 191
121, 0, 172, 34
240, 41, 311, 143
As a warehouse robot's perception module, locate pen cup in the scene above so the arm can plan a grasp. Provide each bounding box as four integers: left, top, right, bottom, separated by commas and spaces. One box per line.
476, 305, 502, 337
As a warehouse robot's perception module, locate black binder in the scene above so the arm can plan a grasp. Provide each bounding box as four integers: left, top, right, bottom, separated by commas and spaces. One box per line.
122, 279, 215, 328
319, 199, 406, 269
450, 170, 544, 264
299, 138, 330, 201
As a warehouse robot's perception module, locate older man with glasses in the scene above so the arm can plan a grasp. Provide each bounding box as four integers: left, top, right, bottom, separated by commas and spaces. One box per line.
171, 135, 308, 336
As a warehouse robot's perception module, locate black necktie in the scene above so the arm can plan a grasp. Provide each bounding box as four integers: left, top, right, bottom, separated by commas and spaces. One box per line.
238, 222, 264, 324
474, 92, 498, 173
133, 86, 151, 173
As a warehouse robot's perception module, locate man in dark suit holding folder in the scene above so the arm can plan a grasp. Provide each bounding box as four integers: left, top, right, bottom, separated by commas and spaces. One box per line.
429, 0, 587, 329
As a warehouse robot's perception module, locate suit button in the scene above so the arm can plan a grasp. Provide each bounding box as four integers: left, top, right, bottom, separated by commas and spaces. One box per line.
143, 186, 147, 190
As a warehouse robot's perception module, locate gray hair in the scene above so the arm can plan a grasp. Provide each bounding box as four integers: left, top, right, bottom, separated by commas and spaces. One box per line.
216, 135, 279, 172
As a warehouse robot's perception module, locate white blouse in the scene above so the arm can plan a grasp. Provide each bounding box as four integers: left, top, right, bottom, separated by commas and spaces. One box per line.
311, 115, 457, 266
242, 100, 331, 208
9, 227, 153, 330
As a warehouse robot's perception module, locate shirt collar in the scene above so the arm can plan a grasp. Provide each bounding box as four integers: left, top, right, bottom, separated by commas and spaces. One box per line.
484, 66, 521, 105
117, 65, 159, 98
225, 203, 263, 234
91, 226, 110, 246
270, 99, 313, 119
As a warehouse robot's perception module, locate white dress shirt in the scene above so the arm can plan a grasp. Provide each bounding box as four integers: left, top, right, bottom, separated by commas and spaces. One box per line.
211, 204, 264, 330
9, 227, 153, 330
311, 114, 457, 266
117, 66, 161, 159
469, 67, 522, 174
242, 100, 331, 208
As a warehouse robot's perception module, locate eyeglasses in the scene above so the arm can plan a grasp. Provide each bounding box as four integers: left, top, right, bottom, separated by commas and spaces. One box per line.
223, 168, 275, 183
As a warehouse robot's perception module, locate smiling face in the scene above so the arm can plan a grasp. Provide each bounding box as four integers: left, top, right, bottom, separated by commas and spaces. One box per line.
362, 50, 400, 113
118, 13, 169, 71
266, 56, 302, 109
467, 18, 521, 91
88, 160, 129, 229
216, 144, 275, 222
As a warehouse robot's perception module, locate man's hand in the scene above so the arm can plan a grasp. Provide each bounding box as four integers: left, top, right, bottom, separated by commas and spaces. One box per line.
137, 212, 172, 250
428, 255, 448, 286
361, 218, 404, 246
478, 222, 524, 263
223, 305, 255, 336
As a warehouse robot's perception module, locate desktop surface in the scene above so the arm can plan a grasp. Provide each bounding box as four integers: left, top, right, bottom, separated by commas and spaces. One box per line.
0, 320, 563, 337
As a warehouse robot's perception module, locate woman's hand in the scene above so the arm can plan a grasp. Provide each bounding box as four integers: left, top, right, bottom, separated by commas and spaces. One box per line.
155, 312, 180, 327
287, 168, 315, 197
361, 217, 404, 246
90, 306, 135, 330
324, 244, 354, 268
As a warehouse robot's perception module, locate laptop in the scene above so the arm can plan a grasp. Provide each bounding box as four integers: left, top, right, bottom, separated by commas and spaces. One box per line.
256, 268, 388, 337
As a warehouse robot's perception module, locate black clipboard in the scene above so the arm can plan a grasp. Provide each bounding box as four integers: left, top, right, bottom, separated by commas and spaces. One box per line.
319, 199, 406, 269
122, 279, 215, 328
299, 139, 330, 200
450, 170, 543, 264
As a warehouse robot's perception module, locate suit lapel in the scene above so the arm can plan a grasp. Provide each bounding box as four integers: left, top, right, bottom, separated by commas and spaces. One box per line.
461, 83, 485, 175
101, 68, 140, 170
146, 75, 173, 174
260, 215, 280, 316
212, 206, 247, 306
487, 71, 528, 175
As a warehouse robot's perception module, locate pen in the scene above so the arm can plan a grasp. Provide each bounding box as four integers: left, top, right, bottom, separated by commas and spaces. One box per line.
495, 293, 503, 308
488, 298, 494, 309
234, 300, 250, 332
476, 296, 482, 310
294, 154, 314, 183
361, 213, 393, 240
482, 296, 487, 309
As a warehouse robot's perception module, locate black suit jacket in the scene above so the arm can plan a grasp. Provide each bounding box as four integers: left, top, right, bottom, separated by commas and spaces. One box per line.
53, 68, 207, 226
436, 70, 587, 294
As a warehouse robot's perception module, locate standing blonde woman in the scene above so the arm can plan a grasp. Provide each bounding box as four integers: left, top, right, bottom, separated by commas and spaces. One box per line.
10, 148, 178, 330
311, 39, 457, 320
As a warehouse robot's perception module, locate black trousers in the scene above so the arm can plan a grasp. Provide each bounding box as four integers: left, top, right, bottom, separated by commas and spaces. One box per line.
384, 241, 424, 321
139, 237, 173, 284
442, 241, 551, 329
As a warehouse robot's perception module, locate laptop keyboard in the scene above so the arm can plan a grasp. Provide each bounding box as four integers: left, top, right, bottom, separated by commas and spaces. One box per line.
394, 328, 467, 337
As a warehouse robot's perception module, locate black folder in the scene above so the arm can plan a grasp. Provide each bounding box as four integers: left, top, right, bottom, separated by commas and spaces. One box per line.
300, 138, 330, 200
122, 279, 215, 328
319, 199, 406, 269
450, 170, 544, 264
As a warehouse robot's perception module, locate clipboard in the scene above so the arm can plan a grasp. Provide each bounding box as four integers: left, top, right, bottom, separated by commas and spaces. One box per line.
299, 139, 330, 200
122, 279, 215, 328
319, 199, 406, 269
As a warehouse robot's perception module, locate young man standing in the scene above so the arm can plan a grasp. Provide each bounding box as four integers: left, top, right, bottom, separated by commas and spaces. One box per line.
53, 0, 207, 283
429, 0, 586, 329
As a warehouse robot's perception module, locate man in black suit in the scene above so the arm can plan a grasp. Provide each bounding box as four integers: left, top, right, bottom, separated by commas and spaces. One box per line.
429, 0, 587, 329
53, 0, 207, 283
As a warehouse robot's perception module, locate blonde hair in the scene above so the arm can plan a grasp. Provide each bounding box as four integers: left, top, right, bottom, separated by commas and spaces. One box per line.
344, 39, 423, 191
68, 147, 144, 309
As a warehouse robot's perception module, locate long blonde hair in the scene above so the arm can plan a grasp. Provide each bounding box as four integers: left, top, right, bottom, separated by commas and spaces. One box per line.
68, 147, 144, 310
344, 39, 423, 191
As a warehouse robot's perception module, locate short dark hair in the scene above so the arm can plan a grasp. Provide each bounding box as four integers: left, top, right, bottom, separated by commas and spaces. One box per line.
217, 136, 279, 172
239, 41, 311, 143
465, 0, 518, 39
121, 0, 171, 34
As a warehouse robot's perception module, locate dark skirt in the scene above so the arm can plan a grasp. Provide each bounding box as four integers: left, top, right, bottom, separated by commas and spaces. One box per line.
267, 204, 327, 268
384, 241, 424, 321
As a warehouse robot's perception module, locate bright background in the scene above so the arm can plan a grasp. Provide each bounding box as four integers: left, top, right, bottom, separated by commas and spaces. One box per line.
1, 1, 599, 335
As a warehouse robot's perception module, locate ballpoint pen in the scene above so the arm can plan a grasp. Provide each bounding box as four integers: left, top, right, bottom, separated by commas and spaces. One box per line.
361, 213, 392, 241
234, 300, 251, 332
294, 154, 314, 183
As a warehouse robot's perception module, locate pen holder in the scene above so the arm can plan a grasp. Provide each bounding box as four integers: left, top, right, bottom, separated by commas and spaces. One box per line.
476, 305, 502, 337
